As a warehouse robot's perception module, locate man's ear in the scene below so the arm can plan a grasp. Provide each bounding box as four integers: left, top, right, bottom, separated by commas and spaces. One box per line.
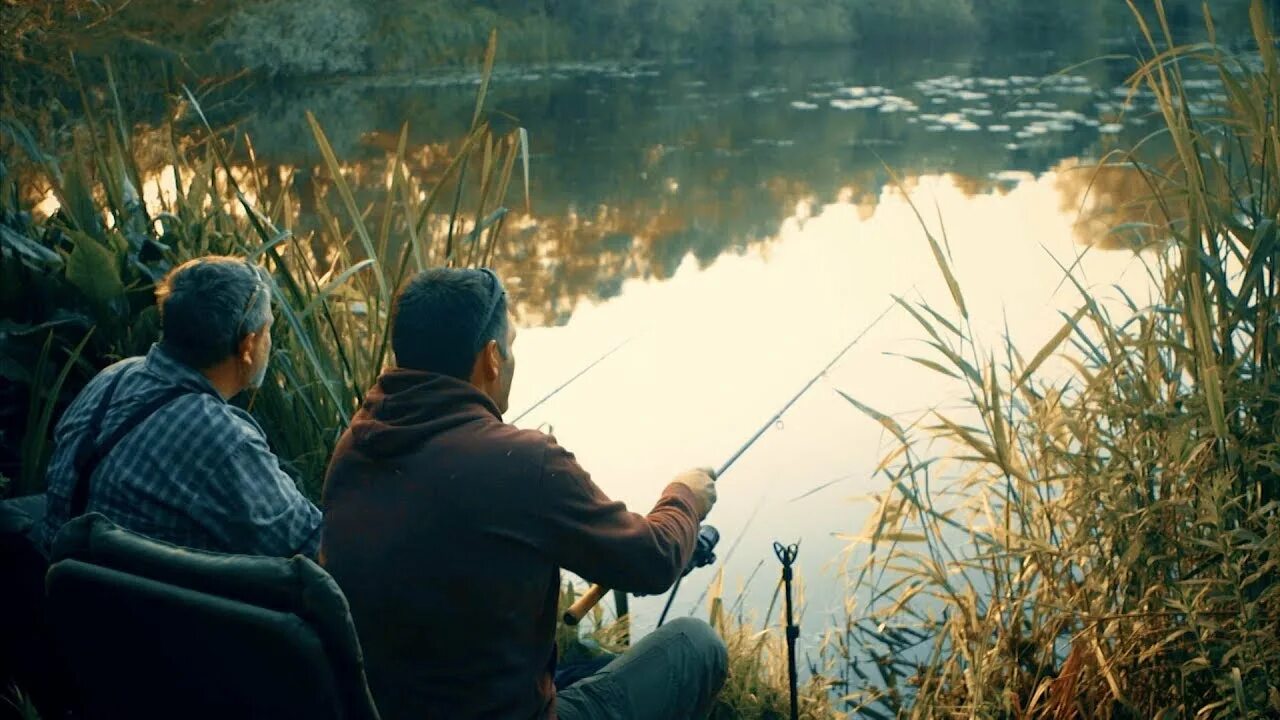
485, 339, 502, 379
237, 332, 256, 365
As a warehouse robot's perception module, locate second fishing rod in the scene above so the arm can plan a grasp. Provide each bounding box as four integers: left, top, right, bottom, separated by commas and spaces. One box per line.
563, 302, 894, 626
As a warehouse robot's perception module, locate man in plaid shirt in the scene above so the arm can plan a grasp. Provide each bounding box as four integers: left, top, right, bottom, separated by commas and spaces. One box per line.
34, 256, 321, 557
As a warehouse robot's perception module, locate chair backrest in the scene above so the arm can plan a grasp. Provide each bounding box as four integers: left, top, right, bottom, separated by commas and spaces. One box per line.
45, 514, 380, 720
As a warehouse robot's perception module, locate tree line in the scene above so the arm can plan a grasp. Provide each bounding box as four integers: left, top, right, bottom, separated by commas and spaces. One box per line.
5, 0, 1268, 83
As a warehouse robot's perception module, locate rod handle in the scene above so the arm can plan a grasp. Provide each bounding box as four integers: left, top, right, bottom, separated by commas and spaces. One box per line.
563, 583, 608, 626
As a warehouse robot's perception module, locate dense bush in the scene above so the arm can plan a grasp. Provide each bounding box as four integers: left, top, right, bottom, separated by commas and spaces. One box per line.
214, 0, 373, 78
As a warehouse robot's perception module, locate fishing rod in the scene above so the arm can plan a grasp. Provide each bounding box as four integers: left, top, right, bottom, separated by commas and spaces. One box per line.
509, 336, 634, 425
563, 302, 895, 626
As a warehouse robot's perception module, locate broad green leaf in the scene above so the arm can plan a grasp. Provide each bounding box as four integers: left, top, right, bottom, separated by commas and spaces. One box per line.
66, 233, 124, 308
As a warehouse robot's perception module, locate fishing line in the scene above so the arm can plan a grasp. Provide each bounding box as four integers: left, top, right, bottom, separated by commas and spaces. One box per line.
653, 299, 897, 625
509, 335, 635, 424
565, 296, 901, 628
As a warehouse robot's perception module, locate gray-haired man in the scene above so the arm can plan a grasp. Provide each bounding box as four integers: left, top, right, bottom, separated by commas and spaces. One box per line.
34, 255, 321, 557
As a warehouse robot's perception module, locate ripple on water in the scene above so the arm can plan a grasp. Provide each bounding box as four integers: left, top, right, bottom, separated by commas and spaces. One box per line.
766, 66, 1196, 143
1181, 78, 1223, 90
877, 96, 919, 113
914, 76, 967, 94
924, 111, 983, 132
1006, 109, 1087, 123
830, 97, 883, 110
838, 85, 889, 98
748, 86, 789, 100
1112, 85, 1156, 99
1032, 119, 1075, 133
1043, 75, 1094, 95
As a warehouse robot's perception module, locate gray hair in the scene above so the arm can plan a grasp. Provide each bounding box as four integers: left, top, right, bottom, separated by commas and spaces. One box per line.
156, 256, 272, 369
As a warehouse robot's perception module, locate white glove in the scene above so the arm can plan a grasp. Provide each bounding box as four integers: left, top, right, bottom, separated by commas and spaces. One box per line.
671, 467, 717, 520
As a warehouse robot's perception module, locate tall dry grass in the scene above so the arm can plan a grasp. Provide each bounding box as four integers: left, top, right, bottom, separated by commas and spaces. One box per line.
556, 568, 839, 718
832, 2, 1280, 717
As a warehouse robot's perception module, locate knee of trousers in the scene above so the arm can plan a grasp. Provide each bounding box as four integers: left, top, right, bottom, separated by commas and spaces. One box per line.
664, 617, 729, 682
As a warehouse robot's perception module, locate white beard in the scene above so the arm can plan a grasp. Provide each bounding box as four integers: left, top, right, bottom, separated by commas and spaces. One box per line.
249, 359, 269, 389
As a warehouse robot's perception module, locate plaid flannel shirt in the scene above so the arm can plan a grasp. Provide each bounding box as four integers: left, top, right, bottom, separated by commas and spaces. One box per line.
36, 344, 322, 557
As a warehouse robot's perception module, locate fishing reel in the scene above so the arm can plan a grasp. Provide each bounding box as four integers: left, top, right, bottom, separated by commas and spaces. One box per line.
563, 524, 722, 624
683, 525, 719, 577
630, 525, 718, 598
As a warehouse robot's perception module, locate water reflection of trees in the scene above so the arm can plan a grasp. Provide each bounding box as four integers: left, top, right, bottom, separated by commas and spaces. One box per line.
1053, 158, 1175, 250
14, 40, 1201, 325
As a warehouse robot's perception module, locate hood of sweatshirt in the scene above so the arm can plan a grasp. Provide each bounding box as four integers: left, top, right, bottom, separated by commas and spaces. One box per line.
347, 369, 501, 458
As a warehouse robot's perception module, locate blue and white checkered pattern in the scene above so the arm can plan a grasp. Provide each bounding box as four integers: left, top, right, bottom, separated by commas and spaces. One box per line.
37, 344, 322, 557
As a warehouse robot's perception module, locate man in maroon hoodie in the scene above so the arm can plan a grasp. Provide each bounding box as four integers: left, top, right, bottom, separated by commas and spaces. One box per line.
321, 267, 727, 720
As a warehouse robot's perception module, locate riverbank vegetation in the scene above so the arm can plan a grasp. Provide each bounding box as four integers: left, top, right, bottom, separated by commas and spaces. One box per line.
832, 2, 1280, 716
0, 33, 527, 493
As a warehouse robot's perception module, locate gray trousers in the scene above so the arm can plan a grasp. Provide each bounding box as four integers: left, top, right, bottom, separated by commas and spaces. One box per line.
556, 617, 728, 720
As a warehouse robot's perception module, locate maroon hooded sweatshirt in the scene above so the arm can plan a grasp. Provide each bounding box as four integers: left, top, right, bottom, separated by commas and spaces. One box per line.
320, 370, 701, 720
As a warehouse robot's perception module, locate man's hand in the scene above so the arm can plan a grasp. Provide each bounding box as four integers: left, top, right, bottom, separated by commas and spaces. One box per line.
671, 467, 717, 520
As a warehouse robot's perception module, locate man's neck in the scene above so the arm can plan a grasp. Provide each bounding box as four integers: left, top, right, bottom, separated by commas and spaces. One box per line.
200, 362, 243, 401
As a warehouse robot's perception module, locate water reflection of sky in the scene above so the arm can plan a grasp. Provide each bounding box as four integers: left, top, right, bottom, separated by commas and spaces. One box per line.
506, 167, 1156, 638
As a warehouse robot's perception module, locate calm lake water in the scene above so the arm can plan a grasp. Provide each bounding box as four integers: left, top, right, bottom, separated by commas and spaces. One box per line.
93, 38, 1227, 643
